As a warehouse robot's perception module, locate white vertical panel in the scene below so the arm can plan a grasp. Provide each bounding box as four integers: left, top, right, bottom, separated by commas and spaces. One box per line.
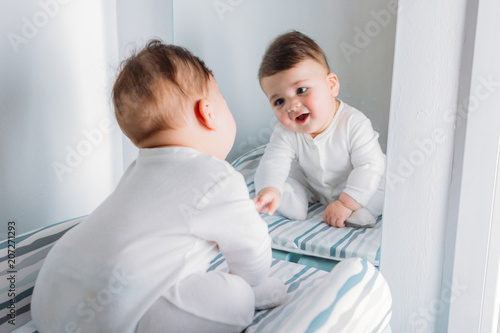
444, 0, 500, 329
173, 0, 397, 162
380, 0, 469, 331
0, 0, 123, 237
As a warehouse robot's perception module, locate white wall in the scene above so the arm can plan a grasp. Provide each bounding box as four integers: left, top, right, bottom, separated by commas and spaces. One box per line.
380, 0, 469, 331
173, 0, 397, 162
0, 0, 123, 238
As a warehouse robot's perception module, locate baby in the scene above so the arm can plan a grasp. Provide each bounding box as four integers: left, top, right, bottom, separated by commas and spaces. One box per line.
31, 40, 286, 333
254, 31, 386, 228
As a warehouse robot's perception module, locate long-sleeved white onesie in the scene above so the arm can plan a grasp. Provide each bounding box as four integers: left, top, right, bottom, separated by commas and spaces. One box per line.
32, 147, 274, 333
255, 100, 386, 219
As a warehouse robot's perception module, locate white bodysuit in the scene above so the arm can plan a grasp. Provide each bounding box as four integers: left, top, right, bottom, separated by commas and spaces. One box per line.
255, 101, 386, 218
32, 147, 273, 333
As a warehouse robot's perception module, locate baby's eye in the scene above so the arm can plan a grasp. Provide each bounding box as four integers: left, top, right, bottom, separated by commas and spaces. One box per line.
297, 87, 307, 94
274, 98, 285, 107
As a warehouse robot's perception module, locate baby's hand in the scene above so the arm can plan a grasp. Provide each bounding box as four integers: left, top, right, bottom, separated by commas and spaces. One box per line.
253, 187, 281, 216
323, 200, 353, 228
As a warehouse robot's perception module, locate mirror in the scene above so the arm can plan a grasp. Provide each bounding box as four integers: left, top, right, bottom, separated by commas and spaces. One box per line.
173, 0, 398, 264
173, 0, 397, 161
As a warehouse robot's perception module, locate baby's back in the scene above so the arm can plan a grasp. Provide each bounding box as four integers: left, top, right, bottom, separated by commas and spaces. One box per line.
31, 147, 236, 333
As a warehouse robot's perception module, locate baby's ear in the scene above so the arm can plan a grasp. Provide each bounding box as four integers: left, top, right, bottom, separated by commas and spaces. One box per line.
327, 73, 340, 97
196, 98, 217, 131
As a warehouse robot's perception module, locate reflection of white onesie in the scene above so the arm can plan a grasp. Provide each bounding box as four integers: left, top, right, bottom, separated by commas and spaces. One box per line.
255, 100, 386, 219
32, 147, 273, 333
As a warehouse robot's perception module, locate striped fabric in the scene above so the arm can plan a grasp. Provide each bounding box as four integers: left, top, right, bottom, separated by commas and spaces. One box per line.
232, 145, 383, 266
209, 254, 392, 333
2, 217, 391, 333
0, 217, 84, 333
10, 253, 392, 333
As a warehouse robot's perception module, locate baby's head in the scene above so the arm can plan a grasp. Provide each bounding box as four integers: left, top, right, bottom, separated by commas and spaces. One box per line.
113, 40, 235, 158
259, 31, 340, 138
259, 30, 330, 81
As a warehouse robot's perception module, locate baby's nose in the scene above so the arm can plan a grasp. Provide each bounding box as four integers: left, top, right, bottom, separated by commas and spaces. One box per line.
288, 100, 301, 113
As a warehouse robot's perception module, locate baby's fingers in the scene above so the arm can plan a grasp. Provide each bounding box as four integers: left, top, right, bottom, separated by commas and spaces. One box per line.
267, 197, 279, 216
253, 195, 269, 213
253, 193, 279, 215
323, 213, 335, 227
336, 218, 346, 228
323, 212, 345, 228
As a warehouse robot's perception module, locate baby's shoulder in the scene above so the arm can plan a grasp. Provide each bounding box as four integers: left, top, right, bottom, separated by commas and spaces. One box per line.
338, 102, 369, 122
194, 153, 236, 176
336, 103, 373, 133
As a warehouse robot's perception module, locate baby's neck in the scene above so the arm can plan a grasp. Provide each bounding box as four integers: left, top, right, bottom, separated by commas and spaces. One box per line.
309, 99, 340, 139
139, 129, 192, 149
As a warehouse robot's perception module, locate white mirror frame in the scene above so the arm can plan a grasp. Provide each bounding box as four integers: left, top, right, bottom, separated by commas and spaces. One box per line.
441, 0, 500, 330
380, 0, 500, 331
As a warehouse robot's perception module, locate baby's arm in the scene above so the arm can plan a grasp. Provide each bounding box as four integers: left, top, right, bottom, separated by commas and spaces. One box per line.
343, 116, 386, 208
325, 113, 385, 227
191, 168, 272, 285
191, 169, 288, 310
254, 125, 296, 214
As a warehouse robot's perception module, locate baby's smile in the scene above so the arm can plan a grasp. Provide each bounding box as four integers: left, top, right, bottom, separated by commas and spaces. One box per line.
295, 113, 310, 123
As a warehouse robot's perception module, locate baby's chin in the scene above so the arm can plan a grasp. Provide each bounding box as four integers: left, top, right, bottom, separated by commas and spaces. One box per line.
289, 126, 321, 137
280, 120, 322, 136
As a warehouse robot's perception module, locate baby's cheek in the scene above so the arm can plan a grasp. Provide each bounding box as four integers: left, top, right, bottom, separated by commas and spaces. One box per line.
275, 112, 290, 126
306, 94, 322, 110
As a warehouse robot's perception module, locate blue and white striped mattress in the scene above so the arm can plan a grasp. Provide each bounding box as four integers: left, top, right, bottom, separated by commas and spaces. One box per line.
1, 217, 83, 333
232, 145, 383, 266
2, 217, 391, 333
209, 254, 391, 332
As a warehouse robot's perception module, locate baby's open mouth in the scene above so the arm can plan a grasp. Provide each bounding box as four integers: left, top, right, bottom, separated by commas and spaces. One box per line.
295, 113, 309, 123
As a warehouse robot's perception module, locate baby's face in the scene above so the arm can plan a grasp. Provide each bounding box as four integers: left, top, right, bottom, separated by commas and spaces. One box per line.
260, 59, 339, 138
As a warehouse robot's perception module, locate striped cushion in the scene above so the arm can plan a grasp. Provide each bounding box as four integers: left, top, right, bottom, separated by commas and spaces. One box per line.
2, 216, 391, 333
11, 255, 391, 333
232, 145, 382, 266
209, 254, 392, 332
0, 217, 84, 333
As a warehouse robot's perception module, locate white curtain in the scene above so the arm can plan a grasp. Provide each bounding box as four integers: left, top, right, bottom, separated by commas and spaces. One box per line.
0, 0, 172, 238
0, 0, 122, 237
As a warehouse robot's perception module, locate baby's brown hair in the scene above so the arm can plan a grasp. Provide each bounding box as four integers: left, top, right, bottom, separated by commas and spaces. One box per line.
258, 31, 330, 81
112, 40, 213, 146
